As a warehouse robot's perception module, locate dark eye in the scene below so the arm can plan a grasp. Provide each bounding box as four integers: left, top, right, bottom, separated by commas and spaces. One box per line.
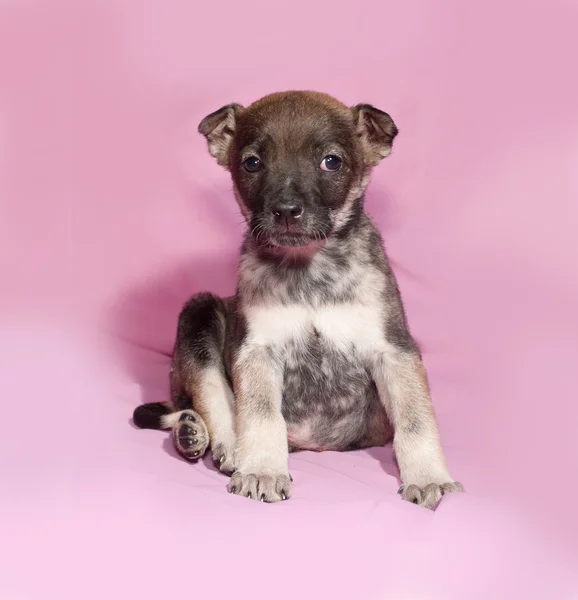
243, 156, 262, 173
320, 155, 342, 172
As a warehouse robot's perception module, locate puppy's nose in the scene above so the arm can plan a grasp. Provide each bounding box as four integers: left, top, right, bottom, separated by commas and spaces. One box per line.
271, 202, 304, 223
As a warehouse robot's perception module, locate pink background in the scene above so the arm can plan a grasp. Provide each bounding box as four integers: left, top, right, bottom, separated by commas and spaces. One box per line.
1, 0, 577, 598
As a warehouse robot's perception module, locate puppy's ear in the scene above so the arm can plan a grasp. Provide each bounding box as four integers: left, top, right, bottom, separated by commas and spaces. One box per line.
198, 103, 244, 168
351, 104, 398, 166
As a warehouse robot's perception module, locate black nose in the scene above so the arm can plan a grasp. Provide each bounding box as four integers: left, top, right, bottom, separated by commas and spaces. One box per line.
271, 202, 304, 223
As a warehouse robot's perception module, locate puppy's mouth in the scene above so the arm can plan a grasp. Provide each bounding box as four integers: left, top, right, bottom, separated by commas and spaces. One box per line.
272, 232, 315, 247
261, 232, 327, 254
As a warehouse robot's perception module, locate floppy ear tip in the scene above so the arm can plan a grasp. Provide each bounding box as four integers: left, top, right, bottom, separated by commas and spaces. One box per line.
352, 103, 398, 133
351, 103, 387, 118
197, 115, 212, 136
197, 122, 208, 137
197, 103, 243, 137
197, 106, 227, 137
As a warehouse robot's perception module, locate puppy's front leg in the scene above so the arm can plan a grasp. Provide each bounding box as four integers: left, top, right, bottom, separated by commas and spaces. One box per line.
372, 346, 463, 509
228, 345, 291, 502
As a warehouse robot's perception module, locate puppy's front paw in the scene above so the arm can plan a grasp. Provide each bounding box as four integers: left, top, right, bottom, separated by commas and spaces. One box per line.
398, 481, 464, 509
173, 411, 209, 460
228, 471, 292, 503
211, 441, 235, 475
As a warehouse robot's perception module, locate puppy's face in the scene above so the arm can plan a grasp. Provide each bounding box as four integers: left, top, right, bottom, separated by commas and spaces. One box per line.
199, 91, 397, 251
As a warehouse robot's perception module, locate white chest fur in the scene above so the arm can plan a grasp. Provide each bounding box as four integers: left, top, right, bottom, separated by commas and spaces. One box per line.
244, 303, 387, 356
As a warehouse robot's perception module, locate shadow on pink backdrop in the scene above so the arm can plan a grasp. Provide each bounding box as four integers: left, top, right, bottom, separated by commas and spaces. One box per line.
1, 0, 577, 598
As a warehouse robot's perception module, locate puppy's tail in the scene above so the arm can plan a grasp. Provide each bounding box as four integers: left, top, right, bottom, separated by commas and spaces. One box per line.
133, 401, 180, 430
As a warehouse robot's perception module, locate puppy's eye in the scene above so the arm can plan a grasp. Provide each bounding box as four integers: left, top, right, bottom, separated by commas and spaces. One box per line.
320, 155, 342, 172
243, 157, 262, 173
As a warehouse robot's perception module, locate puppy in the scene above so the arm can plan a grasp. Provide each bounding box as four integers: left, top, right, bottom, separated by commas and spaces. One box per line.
133, 91, 463, 508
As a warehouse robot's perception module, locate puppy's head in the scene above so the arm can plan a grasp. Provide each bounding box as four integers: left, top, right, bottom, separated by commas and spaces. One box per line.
198, 91, 397, 252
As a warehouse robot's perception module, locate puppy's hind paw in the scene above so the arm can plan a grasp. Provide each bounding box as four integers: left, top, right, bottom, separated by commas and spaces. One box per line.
173, 410, 210, 461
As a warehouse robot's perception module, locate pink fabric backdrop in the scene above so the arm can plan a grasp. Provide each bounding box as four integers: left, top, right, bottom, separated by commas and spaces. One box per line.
1, 0, 577, 598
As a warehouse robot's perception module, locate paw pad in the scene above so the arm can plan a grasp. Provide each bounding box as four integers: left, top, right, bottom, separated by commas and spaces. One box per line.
173, 410, 209, 460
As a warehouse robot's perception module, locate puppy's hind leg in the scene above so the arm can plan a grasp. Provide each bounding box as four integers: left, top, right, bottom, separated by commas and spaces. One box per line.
172, 293, 237, 474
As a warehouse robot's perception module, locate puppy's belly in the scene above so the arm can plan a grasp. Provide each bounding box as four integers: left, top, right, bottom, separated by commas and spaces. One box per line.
284, 392, 383, 451
281, 336, 382, 451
